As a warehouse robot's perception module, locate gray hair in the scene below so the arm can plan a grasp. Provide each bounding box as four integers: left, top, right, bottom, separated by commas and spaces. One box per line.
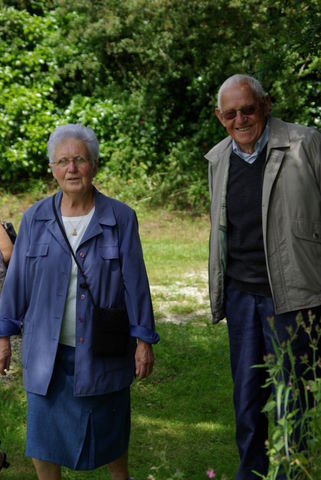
47, 124, 99, 165
217, 74, 267, 111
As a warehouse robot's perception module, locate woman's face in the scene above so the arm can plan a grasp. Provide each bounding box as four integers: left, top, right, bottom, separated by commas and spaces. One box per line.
50, 138, 98, 196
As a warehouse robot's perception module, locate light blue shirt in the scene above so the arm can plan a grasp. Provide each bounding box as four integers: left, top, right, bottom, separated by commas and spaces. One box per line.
232, 117, 270, 164
0, 189, 159, 396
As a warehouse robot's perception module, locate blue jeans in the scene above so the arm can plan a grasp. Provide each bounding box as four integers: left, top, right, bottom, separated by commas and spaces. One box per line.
225, 284, 321, 480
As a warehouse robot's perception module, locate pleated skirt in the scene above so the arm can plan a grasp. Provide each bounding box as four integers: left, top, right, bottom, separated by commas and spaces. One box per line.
25, 344, 130, 470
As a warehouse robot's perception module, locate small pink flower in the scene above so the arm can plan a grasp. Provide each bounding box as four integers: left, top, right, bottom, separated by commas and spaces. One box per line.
307, 384, 311, 391
206, 468, 215, 478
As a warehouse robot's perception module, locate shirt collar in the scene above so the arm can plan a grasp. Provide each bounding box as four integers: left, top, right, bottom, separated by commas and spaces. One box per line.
232, 117, 270, 164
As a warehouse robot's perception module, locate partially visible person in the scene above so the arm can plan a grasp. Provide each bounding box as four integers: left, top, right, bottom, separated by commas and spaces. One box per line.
206, 74, 321, 479
0, 223, 13, 292
0, 223, 13, 472
0, 124, 159, 480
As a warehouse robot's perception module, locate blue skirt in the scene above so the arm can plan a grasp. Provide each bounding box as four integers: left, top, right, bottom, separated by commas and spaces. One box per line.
25, 344, 130, 470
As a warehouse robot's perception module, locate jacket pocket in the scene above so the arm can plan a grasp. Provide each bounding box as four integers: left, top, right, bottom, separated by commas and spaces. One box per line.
99, 245, 119, 259
26, 244, 49, 257
293, 219, 321, 243
289, 219, 321, 290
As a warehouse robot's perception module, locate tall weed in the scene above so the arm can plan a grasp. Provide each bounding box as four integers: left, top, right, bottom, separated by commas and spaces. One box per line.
256, 313, 321, 479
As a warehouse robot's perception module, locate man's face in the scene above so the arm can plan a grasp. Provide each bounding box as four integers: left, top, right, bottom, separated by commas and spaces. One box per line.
215, 82, 271, 154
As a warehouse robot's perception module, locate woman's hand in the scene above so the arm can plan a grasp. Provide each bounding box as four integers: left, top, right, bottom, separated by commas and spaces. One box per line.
135, 340, 154, 380
0, 337, 11, 375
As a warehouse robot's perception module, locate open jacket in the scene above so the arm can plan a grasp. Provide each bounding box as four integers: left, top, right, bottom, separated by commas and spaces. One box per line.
206, 116, 321, 323
0, 188, 159, 396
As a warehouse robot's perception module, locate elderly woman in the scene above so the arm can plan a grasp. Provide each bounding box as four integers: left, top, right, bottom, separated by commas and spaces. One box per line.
0, 124, 159, 480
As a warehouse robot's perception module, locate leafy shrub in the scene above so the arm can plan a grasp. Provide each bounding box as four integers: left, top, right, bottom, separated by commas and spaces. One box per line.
0, 0, 321, 210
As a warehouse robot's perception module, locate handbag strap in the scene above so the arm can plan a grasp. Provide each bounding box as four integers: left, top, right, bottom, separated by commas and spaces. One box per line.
52, 194, 97, 307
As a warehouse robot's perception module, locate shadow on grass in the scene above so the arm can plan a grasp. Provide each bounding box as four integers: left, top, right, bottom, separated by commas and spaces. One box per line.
129, 321, 237, 480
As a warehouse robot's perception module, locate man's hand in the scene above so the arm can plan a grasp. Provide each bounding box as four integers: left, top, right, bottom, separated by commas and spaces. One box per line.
135, 340, 154, 380
0, 337, 11, 375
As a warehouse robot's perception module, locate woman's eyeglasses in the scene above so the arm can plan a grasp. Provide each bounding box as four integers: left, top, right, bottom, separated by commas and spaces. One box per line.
53, 156, 89, 168
220, 104, 257, 120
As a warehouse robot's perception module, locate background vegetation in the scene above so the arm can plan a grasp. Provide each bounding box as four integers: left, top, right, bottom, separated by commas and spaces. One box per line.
0, 0, 320, 209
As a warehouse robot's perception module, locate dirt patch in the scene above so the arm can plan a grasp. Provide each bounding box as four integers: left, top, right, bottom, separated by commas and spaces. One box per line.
151, 270, 212, 324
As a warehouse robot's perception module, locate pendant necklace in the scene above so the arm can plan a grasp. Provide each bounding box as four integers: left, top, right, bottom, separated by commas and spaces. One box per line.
62, 204, 95, 238
65, 218, 83, 236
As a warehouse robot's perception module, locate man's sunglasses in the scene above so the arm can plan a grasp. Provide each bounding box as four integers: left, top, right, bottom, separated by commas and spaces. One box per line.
220, 104, 257, 120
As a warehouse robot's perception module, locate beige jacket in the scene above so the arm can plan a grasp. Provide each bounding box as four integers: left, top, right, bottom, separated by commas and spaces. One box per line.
206, 116, 321, 323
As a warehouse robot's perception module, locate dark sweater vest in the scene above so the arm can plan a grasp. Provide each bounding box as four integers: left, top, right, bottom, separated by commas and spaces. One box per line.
226, 146, 271, 296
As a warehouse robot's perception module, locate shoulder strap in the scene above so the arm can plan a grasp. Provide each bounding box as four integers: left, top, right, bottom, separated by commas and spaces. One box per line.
52, 194, 96, 307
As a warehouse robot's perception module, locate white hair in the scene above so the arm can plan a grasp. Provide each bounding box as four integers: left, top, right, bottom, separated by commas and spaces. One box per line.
217, 74, 267, 111
47, 124, 99, 166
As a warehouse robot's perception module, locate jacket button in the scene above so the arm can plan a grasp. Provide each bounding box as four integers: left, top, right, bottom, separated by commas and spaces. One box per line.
79, 337, 84, 344
80, 293, 86, 300
79, 251, 85, 258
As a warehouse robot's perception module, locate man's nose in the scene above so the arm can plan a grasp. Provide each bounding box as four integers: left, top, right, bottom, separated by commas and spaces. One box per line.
235, 110, 248, 121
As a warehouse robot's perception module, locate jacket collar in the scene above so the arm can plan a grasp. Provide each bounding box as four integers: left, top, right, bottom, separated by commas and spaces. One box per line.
34, 187, 116, 251
35, 187, 115, 224
262, 117, 290, 219
267, 116, 290, 151
205, 136, 232, 164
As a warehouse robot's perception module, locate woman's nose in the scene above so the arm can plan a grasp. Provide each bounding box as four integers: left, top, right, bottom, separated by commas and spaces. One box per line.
66, 159, 78, 171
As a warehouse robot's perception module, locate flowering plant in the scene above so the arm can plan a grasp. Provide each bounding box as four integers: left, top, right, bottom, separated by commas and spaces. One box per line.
206, 467, 215, 478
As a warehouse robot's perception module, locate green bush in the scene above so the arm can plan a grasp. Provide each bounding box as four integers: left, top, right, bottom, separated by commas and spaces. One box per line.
0, 0, 320, 209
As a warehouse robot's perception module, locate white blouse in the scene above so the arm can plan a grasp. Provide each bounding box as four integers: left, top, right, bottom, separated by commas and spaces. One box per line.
59, 208, 95, 347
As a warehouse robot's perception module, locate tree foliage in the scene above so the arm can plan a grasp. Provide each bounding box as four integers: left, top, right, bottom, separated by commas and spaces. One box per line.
0, 0, 320, 207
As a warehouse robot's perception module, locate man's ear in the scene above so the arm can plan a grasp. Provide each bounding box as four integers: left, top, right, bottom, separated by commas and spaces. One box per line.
215, 108, 226, 127
263, 94, 271, 115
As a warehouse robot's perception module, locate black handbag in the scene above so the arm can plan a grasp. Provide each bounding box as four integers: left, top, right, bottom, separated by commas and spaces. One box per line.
92, 305, 129, 357
1, 221, 17, 244
52, 194, 130, 357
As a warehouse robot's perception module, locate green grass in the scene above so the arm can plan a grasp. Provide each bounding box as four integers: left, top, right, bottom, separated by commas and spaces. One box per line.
0, 324, 236, 480
129, 322, 237, 480
138, 207, 210, 285
0, 187, 238, 479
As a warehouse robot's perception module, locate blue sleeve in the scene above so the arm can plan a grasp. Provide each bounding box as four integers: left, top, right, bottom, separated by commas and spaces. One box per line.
118, 208, 160, 344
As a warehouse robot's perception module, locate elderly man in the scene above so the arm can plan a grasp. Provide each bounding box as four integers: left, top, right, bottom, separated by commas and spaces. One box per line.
205, 74, 321, 479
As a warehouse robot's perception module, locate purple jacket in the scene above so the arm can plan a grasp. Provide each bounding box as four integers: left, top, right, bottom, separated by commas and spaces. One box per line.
0, 189, 159, 396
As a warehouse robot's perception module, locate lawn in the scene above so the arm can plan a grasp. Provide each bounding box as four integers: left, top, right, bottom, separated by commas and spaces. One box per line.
0, 188, 237, 479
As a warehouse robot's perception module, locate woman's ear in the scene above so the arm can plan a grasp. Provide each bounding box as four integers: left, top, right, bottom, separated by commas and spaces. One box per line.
49, 163, 56, 178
